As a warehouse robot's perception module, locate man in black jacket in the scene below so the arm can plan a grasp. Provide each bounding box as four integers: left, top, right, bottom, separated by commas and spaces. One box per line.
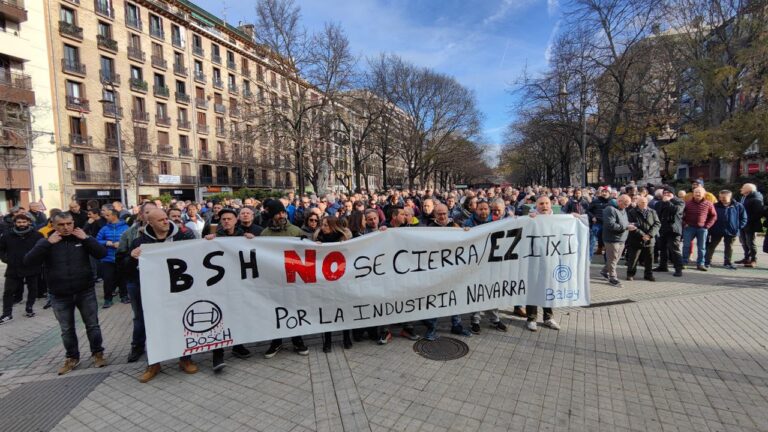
120, 208, 198, 383
654, 186, 685, 277
24, 212, 108, 375
737, 183, 764, 267
626, 196, 661, 281
0, 213, 43, 322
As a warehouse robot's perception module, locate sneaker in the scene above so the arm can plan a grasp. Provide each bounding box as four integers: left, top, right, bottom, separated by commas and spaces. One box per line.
264, 343, 282, 359
293, 342, 309, 356
543, 319, 560, 330
608, 278, 622, 287
102, 299, 113, 309
673, 270, 683, 277
399, 328, 421, 341
599, 270, 610, 280
25, 308, 35, 318
653, 266, 669, 272
526, 321, 538, 332
696, 265, 708, 272
232, 345, 252, 359
139, 364, 161, 383
127, 346, 144, 363
724, 264, 737, 270
424, 329, 438, 341
377, 329, 393, 345
179, 359, 199, 374
212, 351, 226, 372
91, 352, 107, 368
470, 322, 481, 334
58, 357, 80, 375
450, 326, 471, 337
120, 297, 131, 304
0, 315, 12, 324
491, 321, 508, 332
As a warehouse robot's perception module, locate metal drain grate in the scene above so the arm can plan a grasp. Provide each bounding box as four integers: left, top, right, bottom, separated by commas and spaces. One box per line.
582, 299, 636, 308
0, 372, 109, 432
413, 337, 469, 361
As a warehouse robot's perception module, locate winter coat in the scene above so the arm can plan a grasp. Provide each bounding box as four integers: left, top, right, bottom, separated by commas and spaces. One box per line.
29, 210, 48, 230
711, 201, 747, 237
260, 220, 306, 238
602, 206, 629, 243
683, 199, 717, 229
657, 197, 685, 236
0, 226, 43, 277
70, 210, 88, 229
313, 228, 352, 243
741, 191, 765, 232
119, 223, 195, 283
588, 197, 616, 225
562, 197, 590, 215
626, 207, 660, 247
96, 220, 130, 263
84, 217, 106, 238
23, 235, 107, 295
463, 213, 492, 228
237, 222, 263, 236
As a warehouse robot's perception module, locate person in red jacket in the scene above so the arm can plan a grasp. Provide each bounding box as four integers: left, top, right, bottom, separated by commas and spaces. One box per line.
682, 187, 717, 271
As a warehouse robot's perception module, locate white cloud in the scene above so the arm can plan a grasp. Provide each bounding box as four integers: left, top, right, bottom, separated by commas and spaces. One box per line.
483, 0, 540, 25
547, 0, 559, 16
544, 20, 561, 63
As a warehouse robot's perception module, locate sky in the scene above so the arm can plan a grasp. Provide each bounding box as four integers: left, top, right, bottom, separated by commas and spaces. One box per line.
193, 0, 561, 160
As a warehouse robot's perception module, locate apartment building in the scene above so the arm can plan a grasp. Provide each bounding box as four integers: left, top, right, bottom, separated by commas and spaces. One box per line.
45, 0, 298, 206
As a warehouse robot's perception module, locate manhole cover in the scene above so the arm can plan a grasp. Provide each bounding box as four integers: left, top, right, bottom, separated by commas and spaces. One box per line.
413, 337, 469, 361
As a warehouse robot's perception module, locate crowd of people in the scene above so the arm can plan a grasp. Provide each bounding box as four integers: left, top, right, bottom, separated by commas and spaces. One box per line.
0, 179, 765, 382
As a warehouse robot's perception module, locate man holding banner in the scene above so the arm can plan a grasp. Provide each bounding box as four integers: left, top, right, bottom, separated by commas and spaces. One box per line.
526, 196, 562, 332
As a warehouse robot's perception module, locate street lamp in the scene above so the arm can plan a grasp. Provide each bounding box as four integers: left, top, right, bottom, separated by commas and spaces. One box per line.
559, 73, 590, 188
99, 81, 127, 206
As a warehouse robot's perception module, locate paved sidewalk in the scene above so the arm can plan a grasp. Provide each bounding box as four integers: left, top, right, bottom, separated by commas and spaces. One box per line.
1, 244, 767, 432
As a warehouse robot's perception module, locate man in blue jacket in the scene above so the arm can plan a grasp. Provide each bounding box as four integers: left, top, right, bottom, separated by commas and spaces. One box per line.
706, 190, 747, 269
96, 205, 130, 308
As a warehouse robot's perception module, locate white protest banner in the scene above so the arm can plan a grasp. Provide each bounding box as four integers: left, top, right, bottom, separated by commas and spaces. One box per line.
140, 215, 590, 363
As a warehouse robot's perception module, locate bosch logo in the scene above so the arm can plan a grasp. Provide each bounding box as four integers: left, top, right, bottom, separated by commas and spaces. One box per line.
183, 300, 222, 333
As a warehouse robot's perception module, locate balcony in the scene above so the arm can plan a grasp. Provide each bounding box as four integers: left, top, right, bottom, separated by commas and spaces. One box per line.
230, 107, 240, 118
69, 134, 92, 147
59, 21, 83, 40
94, 0, 114, 19
196, 124, 208, 134
65, 96, 89, 112
150, 26, 164, 40
126, 16, 142, 31
215, 126, 226, 137
199, 175, 213, 184
129, 78, 148, 93
211, 53, 221, 65
228, 84, 238, 94
127, 46, 145, 62
151, 55, 167, 70
172, 35, 183, 48
102, 102, 123, 118
214, 103, 226, 114
192, 45, 204, 57
61, 59, 86, 76
132, 109, 149, 122
243, 89, 253, 99
97, 35, 118, 52
136, 143, 152, 154
99, 70, 120, 85
175, 92, 190, 104
0, 0, 27, 23
199, 150, 212, 160
157, 145, 173, 155
246, 177, 272, 188
72, 171, 121, 183
153, 85, 169, 98
179, 147, 192, 157
217, 176, 230, 185
212, 78, 223, 89
177, 119, 190, 130
173, 63, 187, 77
241, 66, 250, 76
105, 137, 118, 150
227, 60, 236, 70
156, 114, 171, 127
0, 71, 35, 105
194, 71, 206, 83
194, 98, 208, 109
180, 175, 196, 184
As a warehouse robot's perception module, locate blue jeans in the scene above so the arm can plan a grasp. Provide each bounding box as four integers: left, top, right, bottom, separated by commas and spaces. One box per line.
682, 227, 708, 266
51, 289, 104, 359
589, 223, 602, 258
127, 281, 145, 349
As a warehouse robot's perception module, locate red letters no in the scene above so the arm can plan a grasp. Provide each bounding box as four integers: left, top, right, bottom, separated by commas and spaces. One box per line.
322, 251, 346, 281
284, 250, 317, 283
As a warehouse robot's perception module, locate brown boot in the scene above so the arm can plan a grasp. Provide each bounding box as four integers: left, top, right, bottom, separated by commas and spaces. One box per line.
139, 363, 161, 383
512, 306, 527, 318
178, 359, 199, 374
91, 352, 107, 368
58, 357, 80, 375
744, 261, 756, 268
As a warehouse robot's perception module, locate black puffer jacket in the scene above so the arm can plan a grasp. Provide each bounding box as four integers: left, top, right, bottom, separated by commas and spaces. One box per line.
23, 235, 107, 295
588, 197, 615, 224
741, 191, 764, 232
119, 223, 195, 283
656, 197, 685, 236
0, 226, 43, 277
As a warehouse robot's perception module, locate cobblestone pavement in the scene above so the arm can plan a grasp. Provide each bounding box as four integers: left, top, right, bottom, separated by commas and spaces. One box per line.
0, 244, 767, 432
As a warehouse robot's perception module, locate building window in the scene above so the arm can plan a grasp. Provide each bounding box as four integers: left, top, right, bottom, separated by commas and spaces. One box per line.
182, 162, 191, 176
110, 156, 119, 173
149, 14, 163, 38
178, 107, 188, 122
97, 21, 112, 38
153, 73, 165, 87
159, 160, 169, 175
171, 24, 184, 47
179, 135, 189, 150
132, 96, 145, 113
175, 80, 186, 93
65, 80, 83, 99
130, 65, 142, 80
74, 154, 86, 172
192, 34, 202, 49
60, 7, 76, 24
69, 116, 87, 137
63, 44, 80, 65
158, 130, 169, 146
194, 60, 203, 74
125, 3, 140, 28
199, 138, 208, 151
157, 102, 167, 118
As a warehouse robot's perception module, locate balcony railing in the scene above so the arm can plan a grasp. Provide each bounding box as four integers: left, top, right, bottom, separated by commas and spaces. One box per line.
227, 60, 236, 70
102, 102, 123, 118
177, 119, 190, 129
192, 45, 204, 57
129, 78, 148, 92
214, 103, 225, 114
211, 53, 221, 64
230, 107, 240, 118
69, 134, 92, 147
105, 137, 118, 150
194, 71, 206, 83
150, 26, 164, 40
179, 147, 192, 157
215, 126, 226, 137
136, 143, 152, 153
228, 84, 238, 94
0, 71, 32, 90
99, 70, 120, 85
173, 63, 187, 76
243, 89, 253, 99
153, 85, 169, 98
126, 15, 142, 31
59, 21, 83, 40
241, 67, 250, 76
180, 175, 196, 184
127, 46, 145, 62
195, 98, 208, 109
199, 175, 213, 184
199, 150, 212, 160
61, 59, 86, 76
156, 114, 171, 126
196, 124, 208, 134
94, 1, 115, 19
212, 78, 223, 89
66, 96, 89, 111
72, 171, 121, 183
217, 176, 230, 185
97, 35, 118, 52
175, 92, 190, 104
157, 145, 173, 155
151, 55, 167, 70
172, 35, 183, 48
132, 110, 149, 122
